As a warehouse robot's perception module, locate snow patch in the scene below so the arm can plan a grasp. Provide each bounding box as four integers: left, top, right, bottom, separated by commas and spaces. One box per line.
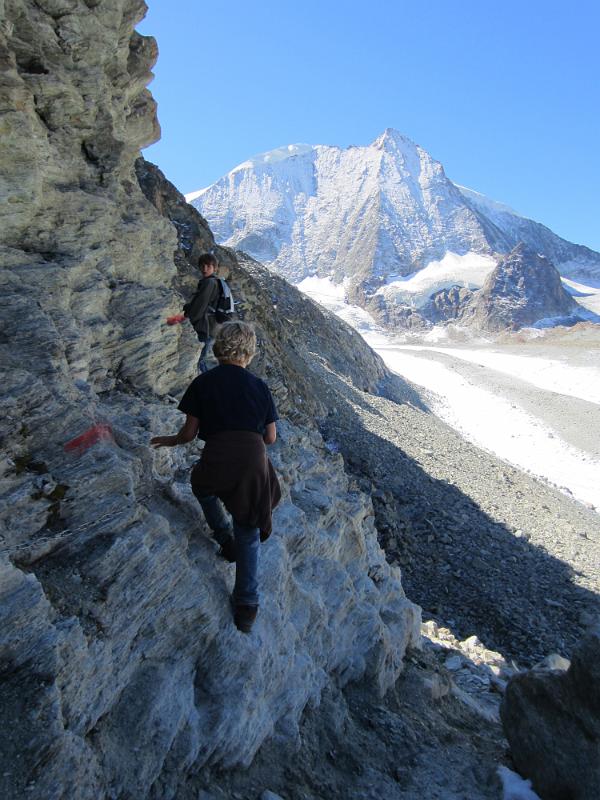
297, 275, 346, 302
498, 766, 542, 800
376, 251, 497, 307
561, 277, 600, 314
299, 276, 389, 337
234, 143, 314, 172
184, 188, 206, 203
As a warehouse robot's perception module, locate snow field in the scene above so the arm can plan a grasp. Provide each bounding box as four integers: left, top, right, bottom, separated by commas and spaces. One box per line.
298, 276, 600, 510
370, 344, 600, 509
376, 251, 497, 307
399, 346, 600, 405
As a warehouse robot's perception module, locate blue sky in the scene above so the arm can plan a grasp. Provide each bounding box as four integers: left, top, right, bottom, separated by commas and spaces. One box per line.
138, 0, 600, 251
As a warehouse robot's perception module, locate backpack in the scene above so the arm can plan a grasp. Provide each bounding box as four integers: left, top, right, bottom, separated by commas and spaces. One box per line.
209, 278, 235, 323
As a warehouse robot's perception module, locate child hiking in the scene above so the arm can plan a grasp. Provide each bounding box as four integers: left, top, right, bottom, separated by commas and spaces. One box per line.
183, 252, 221, 373
151, 321, 281, 633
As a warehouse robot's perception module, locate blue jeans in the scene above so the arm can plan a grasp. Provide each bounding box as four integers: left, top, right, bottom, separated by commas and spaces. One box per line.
194, 493, 260, 606
197, 337, 214, 374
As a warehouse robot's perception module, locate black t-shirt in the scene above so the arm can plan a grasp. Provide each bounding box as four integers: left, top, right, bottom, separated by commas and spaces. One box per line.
178, 364, 278, 441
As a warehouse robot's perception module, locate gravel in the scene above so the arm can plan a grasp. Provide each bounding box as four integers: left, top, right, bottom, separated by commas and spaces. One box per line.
317, 365, 600, 666
396, 344, 600, 460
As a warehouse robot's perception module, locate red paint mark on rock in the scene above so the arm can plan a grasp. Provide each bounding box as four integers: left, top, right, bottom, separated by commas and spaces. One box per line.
166, 314, 185, 325
64, 424, 114, 454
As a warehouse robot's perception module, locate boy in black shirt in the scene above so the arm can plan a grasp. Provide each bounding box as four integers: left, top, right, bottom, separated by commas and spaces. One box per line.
151, 322, 280, 633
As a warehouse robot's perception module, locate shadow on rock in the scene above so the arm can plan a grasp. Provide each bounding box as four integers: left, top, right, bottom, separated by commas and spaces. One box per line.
318, 367, 600, 667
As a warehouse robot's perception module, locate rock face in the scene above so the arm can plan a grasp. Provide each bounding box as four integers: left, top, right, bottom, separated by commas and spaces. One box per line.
1, 0, 186, 398
0, 3, 420, 798
465, 244, 579, 331
421, 285, 475, 325
500, 627, 600, 800
1, 415, 420, 800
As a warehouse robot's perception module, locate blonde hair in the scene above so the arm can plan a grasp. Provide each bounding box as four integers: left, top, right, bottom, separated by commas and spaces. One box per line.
213, 321, 257, 364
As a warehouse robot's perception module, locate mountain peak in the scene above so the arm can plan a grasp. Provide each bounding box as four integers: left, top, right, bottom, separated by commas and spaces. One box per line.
373, 128, 419, 152
508, 241, 543, 260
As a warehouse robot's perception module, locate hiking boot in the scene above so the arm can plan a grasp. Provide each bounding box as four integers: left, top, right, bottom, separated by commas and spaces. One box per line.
233, 604, 258, 633
217, 538, 236, 563
215, 531, 236, 563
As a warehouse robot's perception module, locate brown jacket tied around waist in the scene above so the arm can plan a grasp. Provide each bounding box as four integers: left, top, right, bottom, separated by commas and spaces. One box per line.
191, 431, 281, 540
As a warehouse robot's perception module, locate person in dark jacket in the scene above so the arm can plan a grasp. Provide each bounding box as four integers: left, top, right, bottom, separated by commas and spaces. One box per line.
150, 321, 281, 634
183, 252, 222, 373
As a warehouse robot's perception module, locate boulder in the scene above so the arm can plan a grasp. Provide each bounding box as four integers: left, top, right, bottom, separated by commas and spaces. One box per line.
466, 243, 578, 331
501, 626, 600, 800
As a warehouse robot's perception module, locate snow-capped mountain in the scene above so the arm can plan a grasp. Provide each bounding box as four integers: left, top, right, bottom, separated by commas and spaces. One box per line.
189, 129, 600, 329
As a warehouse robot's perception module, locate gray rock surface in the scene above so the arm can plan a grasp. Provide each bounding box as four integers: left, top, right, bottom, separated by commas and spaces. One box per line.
1, 415, 420, 799
421, 285, 475, 324
184, 624, 512, 800
501, 626, 600, 800
465, 243, 579, 330
0, 3, 419, 798
0, 0, 184, 397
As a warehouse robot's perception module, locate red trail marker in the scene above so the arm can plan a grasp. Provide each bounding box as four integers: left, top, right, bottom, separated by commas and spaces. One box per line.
166, 314, 186, 325
64, 424, 114, 454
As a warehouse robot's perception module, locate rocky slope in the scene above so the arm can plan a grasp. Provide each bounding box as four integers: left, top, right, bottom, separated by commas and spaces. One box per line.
0, 3, 419, 798
2, 3, 599, 800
